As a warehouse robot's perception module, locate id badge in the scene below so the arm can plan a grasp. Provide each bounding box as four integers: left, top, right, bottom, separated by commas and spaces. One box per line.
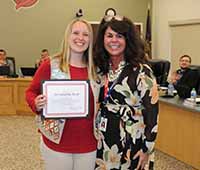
99, 117, 108, 132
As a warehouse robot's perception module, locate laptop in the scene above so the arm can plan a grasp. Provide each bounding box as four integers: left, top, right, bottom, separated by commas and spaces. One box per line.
20, 67, 37, 77
0, 65, 10, 76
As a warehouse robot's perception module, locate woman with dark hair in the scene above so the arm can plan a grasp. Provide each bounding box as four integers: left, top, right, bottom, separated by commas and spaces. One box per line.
94, 16, 159, 170
94, 16, 145, 74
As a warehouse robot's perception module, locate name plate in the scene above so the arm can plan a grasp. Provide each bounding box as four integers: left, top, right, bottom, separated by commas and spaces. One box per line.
42, 80, 89, 118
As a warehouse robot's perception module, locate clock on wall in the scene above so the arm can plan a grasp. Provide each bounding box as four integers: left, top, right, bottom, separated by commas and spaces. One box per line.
105, 8, 116, 16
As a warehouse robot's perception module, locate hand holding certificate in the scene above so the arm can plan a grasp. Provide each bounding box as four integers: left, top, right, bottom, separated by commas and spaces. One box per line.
42, 80, 89, 118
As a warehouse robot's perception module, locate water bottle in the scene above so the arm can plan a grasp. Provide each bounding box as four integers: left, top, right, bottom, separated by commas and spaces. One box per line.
190, 88, 197, 102
168, 83, 174, 96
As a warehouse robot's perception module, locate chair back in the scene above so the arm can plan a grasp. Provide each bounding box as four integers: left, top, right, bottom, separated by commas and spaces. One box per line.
6, 57, 16, 76
148, 59, 171, 86
190, 65, 200, 95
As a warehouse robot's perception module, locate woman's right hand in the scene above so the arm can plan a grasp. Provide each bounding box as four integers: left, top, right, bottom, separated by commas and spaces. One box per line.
34, 94, 46, 112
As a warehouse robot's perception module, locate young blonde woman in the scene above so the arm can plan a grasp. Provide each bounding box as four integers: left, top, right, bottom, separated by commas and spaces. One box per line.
26, 19, 101, 170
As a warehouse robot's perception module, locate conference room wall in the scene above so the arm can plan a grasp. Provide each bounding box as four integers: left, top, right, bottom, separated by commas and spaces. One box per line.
0, 0, 151, 73
170, 22, 200, 71
152, 0, 200, 71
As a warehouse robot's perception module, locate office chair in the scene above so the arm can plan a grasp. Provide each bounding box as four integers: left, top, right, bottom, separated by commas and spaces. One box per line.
6, 57, 18, 77
190, 65, 200, 95
148, 59, 171, 86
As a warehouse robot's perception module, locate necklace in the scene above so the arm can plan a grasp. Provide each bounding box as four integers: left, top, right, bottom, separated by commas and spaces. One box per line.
108, 60, 126, 81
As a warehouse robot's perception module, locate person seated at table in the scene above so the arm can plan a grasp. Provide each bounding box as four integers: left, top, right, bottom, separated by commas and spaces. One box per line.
0, 49, 8, 66
0, 49, 13, 76
0, 49, 18, 77
169, 54, 199, 98
35, 49, 50, 68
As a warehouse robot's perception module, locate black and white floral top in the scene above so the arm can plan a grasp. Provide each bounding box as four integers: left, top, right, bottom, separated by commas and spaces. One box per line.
95, 63, 159, 170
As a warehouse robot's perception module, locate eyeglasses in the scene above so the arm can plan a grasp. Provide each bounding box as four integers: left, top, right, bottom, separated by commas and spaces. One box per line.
180, 59, 190, 63
104, 15, 124, 22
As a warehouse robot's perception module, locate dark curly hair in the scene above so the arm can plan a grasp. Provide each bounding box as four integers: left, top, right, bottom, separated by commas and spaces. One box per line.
94, 16, 145, 75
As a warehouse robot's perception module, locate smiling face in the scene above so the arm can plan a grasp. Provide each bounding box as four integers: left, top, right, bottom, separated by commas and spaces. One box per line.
0, 51, 6, 64
41, 51, 49, 59
104, 27, 126, 58
69, 21, 90, 55
179, 56, 191, 69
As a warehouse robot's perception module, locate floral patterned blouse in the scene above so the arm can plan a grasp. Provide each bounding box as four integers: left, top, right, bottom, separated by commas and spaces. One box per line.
95, 64, 159, 170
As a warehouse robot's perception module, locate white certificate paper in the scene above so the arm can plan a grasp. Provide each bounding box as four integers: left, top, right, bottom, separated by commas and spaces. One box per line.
42, 80, 89, 118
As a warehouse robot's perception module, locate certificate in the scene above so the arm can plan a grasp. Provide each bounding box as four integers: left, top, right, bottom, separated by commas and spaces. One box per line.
42, 80, 89, 118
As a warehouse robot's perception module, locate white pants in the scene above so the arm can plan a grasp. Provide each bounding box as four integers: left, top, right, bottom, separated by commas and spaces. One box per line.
40, 140, 96, 170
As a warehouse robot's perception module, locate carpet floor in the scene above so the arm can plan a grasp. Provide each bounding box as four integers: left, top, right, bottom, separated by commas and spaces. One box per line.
0, 115, 197, 170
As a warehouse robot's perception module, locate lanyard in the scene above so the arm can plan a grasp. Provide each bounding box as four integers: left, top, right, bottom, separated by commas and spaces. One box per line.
103, 75, 119, 104
104, 75, 109, 99
103, 63, 128, 104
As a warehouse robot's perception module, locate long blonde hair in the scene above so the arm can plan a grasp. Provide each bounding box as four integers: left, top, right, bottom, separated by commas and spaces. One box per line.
54, 18, 97, 80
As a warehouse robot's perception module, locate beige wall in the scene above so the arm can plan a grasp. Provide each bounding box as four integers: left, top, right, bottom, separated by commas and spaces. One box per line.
152, 0, 200, 71
0, 0, 150, 73
170, 21, 200, 70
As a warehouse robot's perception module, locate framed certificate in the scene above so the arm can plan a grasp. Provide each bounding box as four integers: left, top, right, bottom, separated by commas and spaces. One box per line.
42, 80, 90, 118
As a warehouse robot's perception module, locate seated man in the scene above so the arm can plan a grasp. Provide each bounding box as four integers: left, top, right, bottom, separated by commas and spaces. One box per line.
0, 49, 13, 76
0, 49, 18, 78
0, 49, 17, 77
0, 49, 8, 66
170, 54, 199, 98
35, 49, 50, 68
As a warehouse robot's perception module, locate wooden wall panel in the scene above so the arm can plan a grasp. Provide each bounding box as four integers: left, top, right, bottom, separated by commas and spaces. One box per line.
156, 102, 200, 169
0, 78, 34, 116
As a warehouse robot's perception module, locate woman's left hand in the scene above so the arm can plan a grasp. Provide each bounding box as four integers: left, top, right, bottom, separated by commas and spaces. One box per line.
133, 150, 149, 170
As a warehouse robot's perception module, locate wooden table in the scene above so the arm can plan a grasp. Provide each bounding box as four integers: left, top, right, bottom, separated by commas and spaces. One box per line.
156, 96, 200, 170
0, 77, 34, 115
